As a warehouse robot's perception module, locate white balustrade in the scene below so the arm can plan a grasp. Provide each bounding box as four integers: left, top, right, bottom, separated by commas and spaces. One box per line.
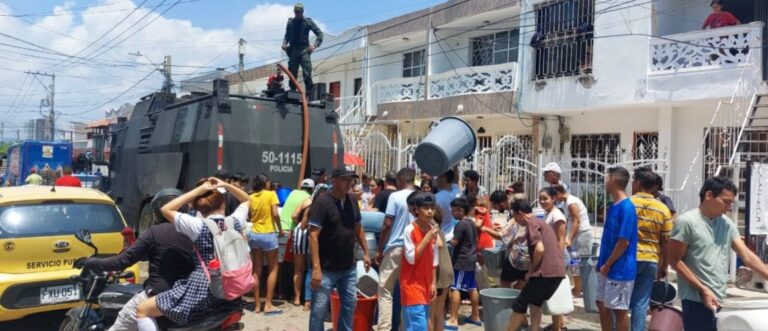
649, 22, 763, 75
374, 62, 518, 104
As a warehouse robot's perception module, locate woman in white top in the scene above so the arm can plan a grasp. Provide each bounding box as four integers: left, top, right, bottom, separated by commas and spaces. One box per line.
539, 187, 568, 331
554, 185, 594, 298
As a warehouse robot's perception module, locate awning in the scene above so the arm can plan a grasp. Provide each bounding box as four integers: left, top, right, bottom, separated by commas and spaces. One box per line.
344, 153, 365, 167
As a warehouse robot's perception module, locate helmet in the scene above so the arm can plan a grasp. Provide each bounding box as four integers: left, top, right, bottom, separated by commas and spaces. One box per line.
150, 188, 187, 223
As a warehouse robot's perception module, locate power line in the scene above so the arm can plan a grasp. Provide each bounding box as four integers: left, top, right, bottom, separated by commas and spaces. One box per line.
50, 0, 150, 70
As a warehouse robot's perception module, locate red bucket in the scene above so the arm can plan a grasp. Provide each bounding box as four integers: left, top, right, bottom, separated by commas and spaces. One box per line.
649, 305, 683, 331
330, 291, 378, 331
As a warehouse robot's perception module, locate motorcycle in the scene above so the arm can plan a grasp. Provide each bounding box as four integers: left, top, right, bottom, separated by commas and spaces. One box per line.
59, 229, 245, 331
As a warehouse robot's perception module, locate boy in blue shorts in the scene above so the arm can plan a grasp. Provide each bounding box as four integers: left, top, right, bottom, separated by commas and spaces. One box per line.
446, 197, 481, 328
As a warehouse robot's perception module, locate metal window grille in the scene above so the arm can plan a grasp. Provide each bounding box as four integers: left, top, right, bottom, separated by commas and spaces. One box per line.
704, 127, 768, 206
402, 49, 426, 78
633, 132, 659, 161
533, 0, 594, 80
570, 133, 621, 182
471, 29, 520, 66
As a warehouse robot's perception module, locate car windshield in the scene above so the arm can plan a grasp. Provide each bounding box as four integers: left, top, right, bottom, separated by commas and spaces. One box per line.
0, 203, 124, 238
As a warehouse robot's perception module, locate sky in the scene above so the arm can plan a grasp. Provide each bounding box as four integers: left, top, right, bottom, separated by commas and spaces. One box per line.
0, 0, 445, 139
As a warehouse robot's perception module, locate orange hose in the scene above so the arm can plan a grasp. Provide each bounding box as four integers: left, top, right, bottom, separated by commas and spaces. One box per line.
277, 63, 310, 188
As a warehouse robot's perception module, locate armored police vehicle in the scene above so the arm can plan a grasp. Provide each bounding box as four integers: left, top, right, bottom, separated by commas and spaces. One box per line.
108, 79, 344, 231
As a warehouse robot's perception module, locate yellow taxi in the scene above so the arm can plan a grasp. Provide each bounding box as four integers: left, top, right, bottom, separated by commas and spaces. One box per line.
0, 186, 140, 322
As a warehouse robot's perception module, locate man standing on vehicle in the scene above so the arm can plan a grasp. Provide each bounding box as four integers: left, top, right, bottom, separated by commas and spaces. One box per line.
282, 3, 323, 97
76, 189, 195, 331
308, 167, 370, 331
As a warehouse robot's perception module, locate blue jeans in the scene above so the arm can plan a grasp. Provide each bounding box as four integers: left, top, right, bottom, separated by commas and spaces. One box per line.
682, 299, 718, 331
304, 267, 314, 302
629, 262, 657, 331
402, 304, 429, 331
309, 268, 358, 331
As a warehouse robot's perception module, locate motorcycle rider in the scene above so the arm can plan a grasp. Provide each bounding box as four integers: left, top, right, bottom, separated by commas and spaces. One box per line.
76, 189, 195, 331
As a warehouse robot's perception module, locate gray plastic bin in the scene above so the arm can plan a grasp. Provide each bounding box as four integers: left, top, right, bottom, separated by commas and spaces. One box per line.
480, 288, 520, 331
414, 116, 477, 175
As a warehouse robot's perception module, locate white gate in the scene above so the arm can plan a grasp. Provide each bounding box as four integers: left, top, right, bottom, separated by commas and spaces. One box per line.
357, 131, 399, 180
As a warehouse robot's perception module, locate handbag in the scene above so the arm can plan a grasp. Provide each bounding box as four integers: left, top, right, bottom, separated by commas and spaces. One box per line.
543, 276, 574, 315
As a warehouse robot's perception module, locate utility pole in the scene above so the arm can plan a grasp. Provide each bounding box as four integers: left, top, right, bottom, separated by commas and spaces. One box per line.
1, 122, 4, 141
26, 71, 55, 141
16, 129, 19, 142
238, 38, 246, 94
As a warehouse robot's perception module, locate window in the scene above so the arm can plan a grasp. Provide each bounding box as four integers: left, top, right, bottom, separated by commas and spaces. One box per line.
533, 0, 595, 79
477, 136, 493, 150
402, 49, 426, 78
0, 203, 124, 238
570, 133, 620, 182
633, 132, 659, 161
471, 29, 520, 66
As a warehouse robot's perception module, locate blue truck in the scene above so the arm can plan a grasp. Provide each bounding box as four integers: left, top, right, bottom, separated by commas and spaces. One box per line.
4, 141, 73, 186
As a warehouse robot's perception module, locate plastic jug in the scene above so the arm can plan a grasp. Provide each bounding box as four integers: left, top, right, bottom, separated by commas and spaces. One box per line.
414, 116, 477, 175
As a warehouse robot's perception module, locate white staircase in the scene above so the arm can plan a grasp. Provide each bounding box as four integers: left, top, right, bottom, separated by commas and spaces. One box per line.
336, 86, 377, 155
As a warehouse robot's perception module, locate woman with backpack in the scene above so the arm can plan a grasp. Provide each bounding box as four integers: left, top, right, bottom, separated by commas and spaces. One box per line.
134, 177, 250, 331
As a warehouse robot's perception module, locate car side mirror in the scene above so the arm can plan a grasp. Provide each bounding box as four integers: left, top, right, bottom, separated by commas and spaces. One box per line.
75, 229, 92, 245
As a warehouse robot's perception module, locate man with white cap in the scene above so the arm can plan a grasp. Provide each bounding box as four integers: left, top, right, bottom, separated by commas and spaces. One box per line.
542, 162, 569, 191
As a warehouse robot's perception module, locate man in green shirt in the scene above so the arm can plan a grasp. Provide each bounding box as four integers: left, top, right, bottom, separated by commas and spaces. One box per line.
280, 178, 314, 232
25, 169, 43, 185
282, 3, 323, 97
669, 176, 768, 331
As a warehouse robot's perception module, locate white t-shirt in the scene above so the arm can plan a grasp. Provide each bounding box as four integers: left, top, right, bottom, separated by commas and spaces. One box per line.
564, 194, 592, 232
435, 183, 461, 241
544, 208, 567, 230
174, 203, 249, 241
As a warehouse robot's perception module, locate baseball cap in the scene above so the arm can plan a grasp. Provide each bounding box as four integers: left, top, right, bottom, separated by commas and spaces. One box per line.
311, 167, 327, 176
412, 192, 436, 207
331, 166, 358, 179
294, 3, 304, 12
300, 178, 315, 189
542, 162, 562, 174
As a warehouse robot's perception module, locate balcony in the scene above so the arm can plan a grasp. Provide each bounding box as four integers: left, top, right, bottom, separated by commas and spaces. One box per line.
374, 62, 518, 104
649, 22, 763, 75
646, 22, 763, 101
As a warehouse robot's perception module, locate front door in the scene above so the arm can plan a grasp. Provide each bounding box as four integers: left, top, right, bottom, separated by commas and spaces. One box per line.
329, 81, 341, 109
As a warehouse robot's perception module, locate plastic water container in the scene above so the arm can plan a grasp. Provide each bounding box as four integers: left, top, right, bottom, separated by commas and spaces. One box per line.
479, 288, 520, 331
580, 255, 598, 313
414, 116, 477, 175
717, 299, 768, 331
330, 290, 378, 331
649, 305, 683, 331
355, 260, 379, 298
361, 211, 384, 233
568, 250, 579, 276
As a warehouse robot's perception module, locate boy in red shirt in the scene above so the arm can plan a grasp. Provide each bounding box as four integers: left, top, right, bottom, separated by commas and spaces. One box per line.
401, 192, 440, 331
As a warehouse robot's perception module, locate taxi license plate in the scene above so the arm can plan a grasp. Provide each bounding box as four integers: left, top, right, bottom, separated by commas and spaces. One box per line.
40, 284, 81, 304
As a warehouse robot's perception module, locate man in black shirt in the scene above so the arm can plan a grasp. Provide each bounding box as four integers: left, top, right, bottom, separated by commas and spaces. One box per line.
372, 171, 397, 211
307, 167, 370, 331
79, 189, 194, 331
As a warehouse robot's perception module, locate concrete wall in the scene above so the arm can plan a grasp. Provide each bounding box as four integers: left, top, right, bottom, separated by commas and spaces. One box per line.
520, 0, 654, 112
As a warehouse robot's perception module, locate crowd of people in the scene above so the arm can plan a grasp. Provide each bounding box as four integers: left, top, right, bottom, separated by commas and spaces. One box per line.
75, 160, 768, 331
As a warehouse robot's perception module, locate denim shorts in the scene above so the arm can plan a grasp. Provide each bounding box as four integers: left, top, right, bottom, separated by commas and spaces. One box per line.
248, 232, 279, 251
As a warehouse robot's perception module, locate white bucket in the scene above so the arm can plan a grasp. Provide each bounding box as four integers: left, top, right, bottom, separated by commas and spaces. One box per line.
355, 260, 379, 298
717, 299, 768, 331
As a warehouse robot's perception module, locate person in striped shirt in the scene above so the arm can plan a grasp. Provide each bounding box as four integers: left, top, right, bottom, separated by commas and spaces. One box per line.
628, 167, 672, 331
